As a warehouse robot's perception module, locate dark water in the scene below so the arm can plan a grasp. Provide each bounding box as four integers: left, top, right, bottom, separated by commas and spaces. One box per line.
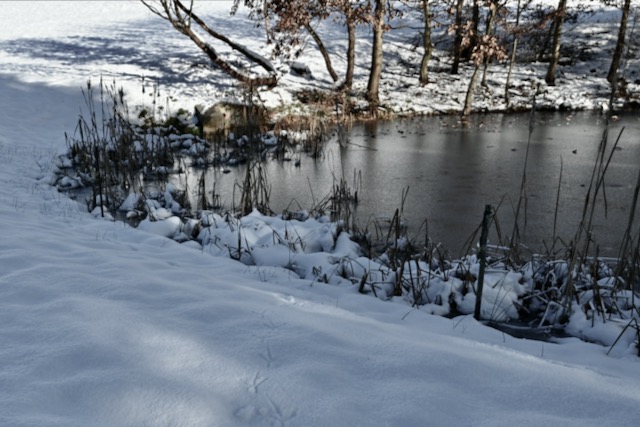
179, 111, 640, 257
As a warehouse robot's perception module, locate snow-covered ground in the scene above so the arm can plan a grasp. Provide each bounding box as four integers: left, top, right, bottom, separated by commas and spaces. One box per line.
1, 1, 635, 116
1, 1, 640, 426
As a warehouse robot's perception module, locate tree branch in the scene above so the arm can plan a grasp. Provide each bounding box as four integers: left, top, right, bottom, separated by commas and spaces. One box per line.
174, 0, 277, 75
141, 0, 277, 88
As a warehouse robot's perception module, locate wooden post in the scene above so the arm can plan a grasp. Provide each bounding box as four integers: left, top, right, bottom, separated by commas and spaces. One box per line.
474, 205, 492, 321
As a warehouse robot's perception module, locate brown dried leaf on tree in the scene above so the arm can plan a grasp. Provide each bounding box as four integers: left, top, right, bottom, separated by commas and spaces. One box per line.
471, 34, 508, 66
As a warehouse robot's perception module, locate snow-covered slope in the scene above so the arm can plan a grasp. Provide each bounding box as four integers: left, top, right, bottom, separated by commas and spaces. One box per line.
1, 2, 639, 426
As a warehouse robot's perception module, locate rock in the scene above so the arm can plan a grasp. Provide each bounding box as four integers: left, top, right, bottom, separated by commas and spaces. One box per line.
193, 102, 267, 139
289, 61, 313, 79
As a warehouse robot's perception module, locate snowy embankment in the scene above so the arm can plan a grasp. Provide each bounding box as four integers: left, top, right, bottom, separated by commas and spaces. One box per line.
0, 1, 634, 117
1, 2, 640, 426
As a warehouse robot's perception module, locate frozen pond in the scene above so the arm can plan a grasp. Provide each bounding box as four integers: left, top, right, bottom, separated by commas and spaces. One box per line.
180, 111, 640, 257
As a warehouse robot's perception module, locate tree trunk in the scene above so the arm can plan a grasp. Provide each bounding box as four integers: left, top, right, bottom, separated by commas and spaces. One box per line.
262, 0, 272, 44
367, 0, 386, 113
343, 19, 356, 90
480, 0, 498, 87
545, 0, 567, 86
464, 0, 499, 115
464, 0, 480, 59
536, 18, 554, 62
419, 0, 432, 85
607, 0, 632, 83
505, 0, 522, 105
463, 64, 481, 116
451, 0, 465, 74
304, 23, 339, 82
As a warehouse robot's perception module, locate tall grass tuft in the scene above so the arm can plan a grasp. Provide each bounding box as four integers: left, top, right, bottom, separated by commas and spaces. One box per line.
235, 160, 272, 216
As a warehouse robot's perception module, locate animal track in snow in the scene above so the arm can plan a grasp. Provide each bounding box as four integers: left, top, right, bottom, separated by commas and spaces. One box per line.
266, 394, 297, 427
259, 343, 275, 368
247, 370, 267, 395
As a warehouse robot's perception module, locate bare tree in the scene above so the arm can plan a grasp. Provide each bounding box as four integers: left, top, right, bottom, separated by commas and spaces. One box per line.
451, 0, 466, 74
419, 0, 433, 85
367, 0, 392, 113
141, 0, 277, 88
467, 0, 481, 58
607, 0, 633, 83
236, 0, 371, 90
505, 0, 524, 105
306, 23, 340, 82
462, 0, 507, 115
257, 0, 339, 82
545, 0, 567, 85
233, 0, 393, 109
332, 0, 373, 90
480, 0, 507, 87
343, 11, 358, 89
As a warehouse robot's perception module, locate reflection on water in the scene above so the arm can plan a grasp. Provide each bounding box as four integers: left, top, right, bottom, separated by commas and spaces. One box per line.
179, 111, 640, 257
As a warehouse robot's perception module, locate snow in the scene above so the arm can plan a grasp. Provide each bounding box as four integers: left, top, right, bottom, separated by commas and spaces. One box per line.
1, 1, 640, 426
